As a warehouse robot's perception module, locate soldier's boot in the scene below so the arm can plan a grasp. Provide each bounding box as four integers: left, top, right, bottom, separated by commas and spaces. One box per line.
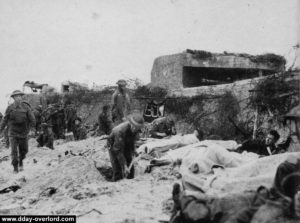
19, 159, 24, 172
250, 194, 292, 223
13, 165, 18, 174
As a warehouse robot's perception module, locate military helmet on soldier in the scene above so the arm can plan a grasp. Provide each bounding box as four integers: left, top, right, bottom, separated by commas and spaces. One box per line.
116, 79, 127, 86
10, 90, 25, 98
129, 113, 144, 128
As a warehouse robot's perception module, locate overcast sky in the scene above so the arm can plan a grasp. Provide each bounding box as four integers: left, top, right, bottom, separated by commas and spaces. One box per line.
0, 0, 298, 112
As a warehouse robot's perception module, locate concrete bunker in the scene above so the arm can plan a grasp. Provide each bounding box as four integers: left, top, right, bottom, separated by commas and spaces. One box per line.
151, 50, 286, 90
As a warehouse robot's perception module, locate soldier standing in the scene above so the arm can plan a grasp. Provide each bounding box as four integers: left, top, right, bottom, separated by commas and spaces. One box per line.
48, 104, 65, 139
0, 90, 36, 173
64, 103, 77, 132
72, 117, 87, 141
33, 105, 43, 136
111, 79, 131, 125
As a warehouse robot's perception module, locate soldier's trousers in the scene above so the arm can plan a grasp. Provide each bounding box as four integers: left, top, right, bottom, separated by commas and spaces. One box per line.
37, 134, 54, 149
9, 137, 28, 167
4, 128, 9, 148
109, 149, 134, 181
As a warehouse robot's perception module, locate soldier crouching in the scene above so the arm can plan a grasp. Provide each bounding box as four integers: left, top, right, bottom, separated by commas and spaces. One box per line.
107, 113, 144, 181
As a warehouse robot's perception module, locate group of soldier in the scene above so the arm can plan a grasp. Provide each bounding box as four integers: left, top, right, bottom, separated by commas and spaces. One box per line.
0, 90, 86, 173
0, 79, 177, 179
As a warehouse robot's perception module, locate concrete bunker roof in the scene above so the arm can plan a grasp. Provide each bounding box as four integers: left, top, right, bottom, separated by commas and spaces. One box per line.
154, 49, 286, 71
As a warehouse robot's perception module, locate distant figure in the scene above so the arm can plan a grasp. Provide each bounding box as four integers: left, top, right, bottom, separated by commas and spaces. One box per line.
37, 123, 54, 149
23, 81, 48, 93
33, 105, 43, 135
107, 113, 144, 181
236, 130, 283, 156
52, 104, 66, 139
64, 103, 77, 132
0, 113, 8, 148
149, 116, 177, 139
0, 90, 36, 173
43, 104, 65, 139
111, 79, 131, 125
72, 117, 87, 141
98, 105, 113, 136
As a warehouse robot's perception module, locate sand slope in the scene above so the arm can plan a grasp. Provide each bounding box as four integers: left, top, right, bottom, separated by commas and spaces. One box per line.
0, 137, 175, 223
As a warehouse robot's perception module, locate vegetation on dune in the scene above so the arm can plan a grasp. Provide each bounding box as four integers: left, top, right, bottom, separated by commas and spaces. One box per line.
186, 49, 286, 69
248, 73, 299, 116
133, 85, 168, 99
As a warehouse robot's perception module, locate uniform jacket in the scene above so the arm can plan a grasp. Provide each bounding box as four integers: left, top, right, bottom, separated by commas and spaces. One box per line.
237, 139, 281, 156
108, 121, 139, 156
0, 101, 36, 138
98, 112, 113, 135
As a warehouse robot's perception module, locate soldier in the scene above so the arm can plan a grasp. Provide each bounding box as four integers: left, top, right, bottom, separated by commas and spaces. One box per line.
64, 103, 77, 132
0, 90, 36, 173
107, 113, 144, 181
53, 104, 66, 139
111, 79, 131, 125
98, 104, 113, 136
149, 116, 177, 139
236, 130, 283, 156
44, 104, 65, 139
33, 105, 43, 136
36, 123, 54, 149
0, 112, 8, 148
72, 117, 87, 141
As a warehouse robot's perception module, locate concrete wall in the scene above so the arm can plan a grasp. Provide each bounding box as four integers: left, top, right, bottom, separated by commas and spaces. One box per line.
151, 51, 285, 91
151, 53, 185, 89
77, 93, 146, 125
